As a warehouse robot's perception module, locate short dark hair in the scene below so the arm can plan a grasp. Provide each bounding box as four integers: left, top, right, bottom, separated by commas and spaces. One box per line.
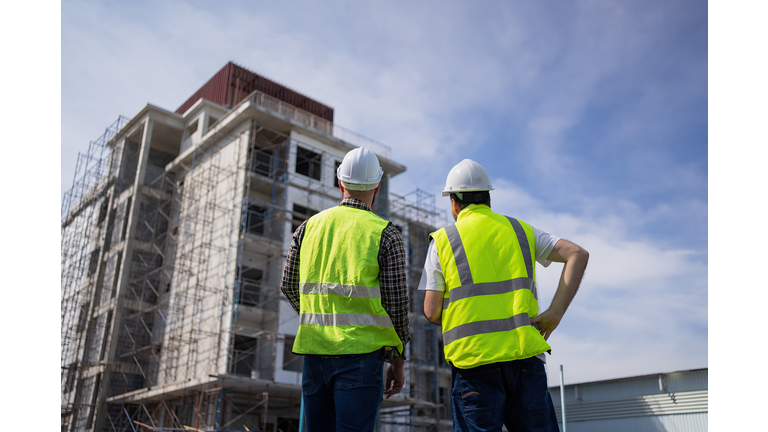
450, 192, 491, 211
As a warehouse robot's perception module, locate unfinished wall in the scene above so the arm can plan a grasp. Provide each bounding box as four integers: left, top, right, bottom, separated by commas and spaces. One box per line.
157, 120, 250, 386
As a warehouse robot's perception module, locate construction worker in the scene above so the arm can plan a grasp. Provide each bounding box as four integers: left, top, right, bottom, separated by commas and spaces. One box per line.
280, 147, 410, 432
420, 159, 589, 432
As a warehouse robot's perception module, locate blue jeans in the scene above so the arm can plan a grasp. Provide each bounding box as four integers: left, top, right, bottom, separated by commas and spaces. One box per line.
301, 350, 385, 432
451, 357, 559, 432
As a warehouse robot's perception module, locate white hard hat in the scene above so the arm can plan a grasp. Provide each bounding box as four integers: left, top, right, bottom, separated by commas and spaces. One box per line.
441, 159, 494, 196
336, 148, 384, 191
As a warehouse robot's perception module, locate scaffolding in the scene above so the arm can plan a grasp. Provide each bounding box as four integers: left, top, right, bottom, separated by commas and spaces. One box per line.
61, 115, 134, 429
383, 189, 452, 432
100, 115, 248, 431
62, 88, 451, 432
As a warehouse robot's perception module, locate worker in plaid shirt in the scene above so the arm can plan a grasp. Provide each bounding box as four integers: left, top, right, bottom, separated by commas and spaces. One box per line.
280, 148, 410, 432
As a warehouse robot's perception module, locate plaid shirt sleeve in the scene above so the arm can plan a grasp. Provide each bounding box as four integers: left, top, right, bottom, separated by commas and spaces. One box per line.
378, 223, 411, 351
279, 220, 305, 314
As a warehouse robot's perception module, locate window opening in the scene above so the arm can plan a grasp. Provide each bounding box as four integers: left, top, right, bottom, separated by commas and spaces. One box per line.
295, 146, 321, 180
333, 160, 341, 188
232, 335, 258, 376
237, 266, 263, 307
252, 148, 274, 178
246, 205, 266, 235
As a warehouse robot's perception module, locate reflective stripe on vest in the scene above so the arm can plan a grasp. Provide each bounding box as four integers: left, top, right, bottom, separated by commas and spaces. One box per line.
442, 278, 535, 310
443, 312, 532, 345
431, 205, 551, 368
301, 282, 381, 299
300, 312, 395, 327
442, 217, 538, 310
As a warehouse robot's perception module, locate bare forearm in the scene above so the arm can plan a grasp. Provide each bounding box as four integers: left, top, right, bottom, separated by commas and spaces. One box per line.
549, 248, 589, 317
423, 290, 443, 325
530, 241, 588, 340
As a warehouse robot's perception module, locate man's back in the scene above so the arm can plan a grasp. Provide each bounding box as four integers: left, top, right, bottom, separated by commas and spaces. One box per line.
430, 204, 551, 368
293, 204, 403, 356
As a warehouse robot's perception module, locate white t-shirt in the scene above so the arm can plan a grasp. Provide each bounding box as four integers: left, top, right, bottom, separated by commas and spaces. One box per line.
418, 224, 560, 364
418, 225, 561, 292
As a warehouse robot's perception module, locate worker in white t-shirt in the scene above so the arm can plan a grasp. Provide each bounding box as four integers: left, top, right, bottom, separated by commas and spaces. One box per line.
420, 159, 589, 432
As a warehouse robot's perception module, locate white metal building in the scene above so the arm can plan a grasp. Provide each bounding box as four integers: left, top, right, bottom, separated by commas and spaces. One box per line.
549, 368, 707, 432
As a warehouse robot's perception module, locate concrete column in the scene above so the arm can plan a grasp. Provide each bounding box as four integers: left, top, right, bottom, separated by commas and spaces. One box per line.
93, 116, 154, 432
218, 125, 252, 376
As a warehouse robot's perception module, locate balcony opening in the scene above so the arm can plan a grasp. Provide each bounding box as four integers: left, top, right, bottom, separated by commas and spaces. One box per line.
180, 120, 200, 154
100, 311, 113, 361
87, 247, 100, 277
208, 115, 220, 132
282, 336, 302, 372
246, 205, 266, 235
87, 374, 101, 428
237, 266, 263, 307
252, 148, 274, 178
98, 198, 109, 225
231, 334, 258, 376
296, 146, 321, 180
76, 302, 90, 333
64, 363, 77, 393
185, 119, 198, 136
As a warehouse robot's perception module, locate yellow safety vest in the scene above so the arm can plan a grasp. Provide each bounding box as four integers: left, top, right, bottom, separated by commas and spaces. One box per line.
293, 205, 403, 356
430, 204, 551, 368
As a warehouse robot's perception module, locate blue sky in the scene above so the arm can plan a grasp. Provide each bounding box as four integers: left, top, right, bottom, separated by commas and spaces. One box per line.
58, 0, 709, 386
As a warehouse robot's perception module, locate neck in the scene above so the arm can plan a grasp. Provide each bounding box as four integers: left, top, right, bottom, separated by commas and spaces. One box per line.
343, 191, 375, 208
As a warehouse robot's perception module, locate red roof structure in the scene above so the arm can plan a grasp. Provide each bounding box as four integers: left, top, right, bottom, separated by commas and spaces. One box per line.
176, 62, 334, 122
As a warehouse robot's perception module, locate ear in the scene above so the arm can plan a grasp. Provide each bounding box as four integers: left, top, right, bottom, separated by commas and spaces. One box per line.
373, 182, 382, 195
338, 180, 345, 194
450, 198, 459, 214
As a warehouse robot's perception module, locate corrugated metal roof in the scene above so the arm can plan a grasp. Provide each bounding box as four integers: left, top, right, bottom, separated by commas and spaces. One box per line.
176, 62, 232, 115
550, 368, 708, 402
176, 62, 334, 122
557, 412, 707, 432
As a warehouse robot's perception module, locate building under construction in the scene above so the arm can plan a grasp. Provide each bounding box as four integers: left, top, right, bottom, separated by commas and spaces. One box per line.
60, 62, 452, 432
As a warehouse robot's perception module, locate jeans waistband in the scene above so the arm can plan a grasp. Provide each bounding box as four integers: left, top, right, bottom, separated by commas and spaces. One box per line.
450, 355, 544, 371
307, 348, 385, 359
